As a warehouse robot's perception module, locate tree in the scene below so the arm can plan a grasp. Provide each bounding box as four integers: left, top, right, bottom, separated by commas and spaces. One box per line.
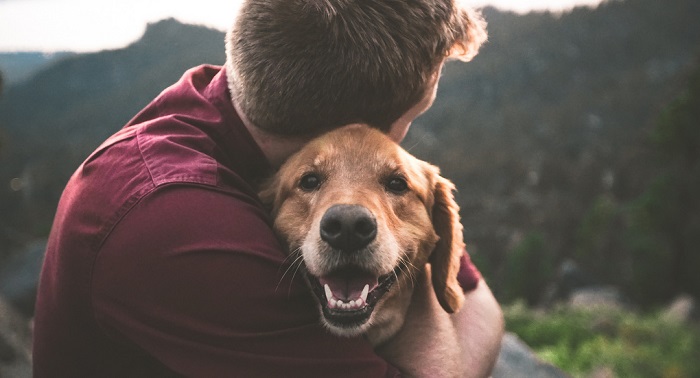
626, 62, 700, 304
502, 232, 556, 305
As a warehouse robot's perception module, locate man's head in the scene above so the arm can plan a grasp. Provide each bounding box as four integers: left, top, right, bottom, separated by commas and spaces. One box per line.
226, 0, 487, 137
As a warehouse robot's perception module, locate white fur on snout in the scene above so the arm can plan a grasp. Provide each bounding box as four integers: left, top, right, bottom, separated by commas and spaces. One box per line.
301, 210, 402, 278
301, 210, 406, 337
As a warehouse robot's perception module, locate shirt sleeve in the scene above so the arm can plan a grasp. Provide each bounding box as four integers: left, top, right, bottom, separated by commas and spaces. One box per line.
91, 185, 400, 377
458, 250, 482, 292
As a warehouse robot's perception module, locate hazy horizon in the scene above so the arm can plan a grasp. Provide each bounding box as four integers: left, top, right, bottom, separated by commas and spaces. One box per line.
0, 0, 606, 53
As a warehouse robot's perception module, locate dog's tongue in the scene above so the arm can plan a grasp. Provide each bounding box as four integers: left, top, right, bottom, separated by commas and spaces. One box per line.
319, 270, 379, 301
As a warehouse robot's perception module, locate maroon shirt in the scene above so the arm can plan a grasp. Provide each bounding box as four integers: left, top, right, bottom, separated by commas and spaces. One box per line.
33, 65, 480, 377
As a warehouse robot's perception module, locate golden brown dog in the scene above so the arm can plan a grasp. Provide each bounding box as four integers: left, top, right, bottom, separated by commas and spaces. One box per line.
260, 124, 468, 352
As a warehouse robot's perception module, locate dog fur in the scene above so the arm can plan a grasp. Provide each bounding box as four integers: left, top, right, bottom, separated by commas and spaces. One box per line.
260, 124, 467, 350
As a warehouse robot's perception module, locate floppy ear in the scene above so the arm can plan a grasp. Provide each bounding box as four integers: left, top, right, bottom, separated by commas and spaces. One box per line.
429, 174, 466, 313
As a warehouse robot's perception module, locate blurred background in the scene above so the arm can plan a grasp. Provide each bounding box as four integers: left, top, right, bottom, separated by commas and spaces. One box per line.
1, 0, 699, 376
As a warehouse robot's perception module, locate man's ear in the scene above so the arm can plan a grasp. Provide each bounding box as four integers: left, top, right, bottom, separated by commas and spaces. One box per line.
429, 174, 466, 313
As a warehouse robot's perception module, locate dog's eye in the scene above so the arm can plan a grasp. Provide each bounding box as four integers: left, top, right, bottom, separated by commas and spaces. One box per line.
386, 177, 408, 194
299, 173, 322, 191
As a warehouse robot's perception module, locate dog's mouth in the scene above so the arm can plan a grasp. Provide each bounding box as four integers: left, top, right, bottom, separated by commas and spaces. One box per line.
308, 266, 399, 329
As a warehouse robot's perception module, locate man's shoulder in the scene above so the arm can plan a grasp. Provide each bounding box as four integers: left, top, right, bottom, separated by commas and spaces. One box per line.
60, 123, 256, 259
53, 62, 268, 260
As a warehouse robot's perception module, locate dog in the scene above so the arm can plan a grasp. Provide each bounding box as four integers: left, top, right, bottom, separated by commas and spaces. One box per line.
260, 123, 468, 350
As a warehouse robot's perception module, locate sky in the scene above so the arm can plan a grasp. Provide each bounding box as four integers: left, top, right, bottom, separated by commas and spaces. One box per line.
0, 0, 606, 53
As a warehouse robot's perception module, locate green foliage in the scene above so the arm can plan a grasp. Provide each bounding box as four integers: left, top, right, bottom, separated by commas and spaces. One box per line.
653, 70, 700, 164
467, 249, 496, 285
622, 63, 700, 304
624, 178, 677, 304
502, 233, 555, 305
403, 0, 700, 306
505, 302, 700, 378
567, 58, 700, 307
574, 195, 623, 284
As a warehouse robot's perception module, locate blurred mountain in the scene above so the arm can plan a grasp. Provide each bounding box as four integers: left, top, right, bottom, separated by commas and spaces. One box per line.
0, 52, 75, 86
1, 18, 226, 142
1, 0, 699, 306
404, 0, 700, 303
0, 18, 226, 253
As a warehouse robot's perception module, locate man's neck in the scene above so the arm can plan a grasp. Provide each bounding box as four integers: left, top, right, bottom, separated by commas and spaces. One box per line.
232, 99, 309, 169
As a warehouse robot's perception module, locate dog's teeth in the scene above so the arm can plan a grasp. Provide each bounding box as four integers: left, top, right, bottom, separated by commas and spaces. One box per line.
324, 284, 333, 301
324, 284, 369, 310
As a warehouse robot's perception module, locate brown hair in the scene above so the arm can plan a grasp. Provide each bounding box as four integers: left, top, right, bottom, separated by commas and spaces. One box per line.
226, 0, 486, 136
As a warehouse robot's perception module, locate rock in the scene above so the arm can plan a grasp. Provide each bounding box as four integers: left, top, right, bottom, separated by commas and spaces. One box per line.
0, 239, 46, 316
540, 259, 597, 307
588, 366, 616, 378
493, 332, 570, 378
568, 286, 627, 311
662, 294, 697, 324
0, 295, 32, 378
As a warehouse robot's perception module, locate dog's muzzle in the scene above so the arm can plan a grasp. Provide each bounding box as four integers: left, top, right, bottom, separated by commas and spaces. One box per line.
307, 204, 399, 330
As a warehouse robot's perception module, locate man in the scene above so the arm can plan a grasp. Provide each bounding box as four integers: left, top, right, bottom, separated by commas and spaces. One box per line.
33, 0, 502, 376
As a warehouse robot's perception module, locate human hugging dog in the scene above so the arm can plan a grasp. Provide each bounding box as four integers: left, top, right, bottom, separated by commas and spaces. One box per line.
260, 124, 468, 351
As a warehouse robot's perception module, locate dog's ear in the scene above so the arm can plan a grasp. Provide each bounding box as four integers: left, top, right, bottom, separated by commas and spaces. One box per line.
429, 174, 466, 314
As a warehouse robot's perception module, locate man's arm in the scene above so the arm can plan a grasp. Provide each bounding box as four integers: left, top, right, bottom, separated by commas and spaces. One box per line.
92, 186, 400, 377
376, 269, 504, 377
453, 279, 505, 377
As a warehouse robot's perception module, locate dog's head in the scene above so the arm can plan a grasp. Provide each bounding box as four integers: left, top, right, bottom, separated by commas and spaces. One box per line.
260, 124, 465, 337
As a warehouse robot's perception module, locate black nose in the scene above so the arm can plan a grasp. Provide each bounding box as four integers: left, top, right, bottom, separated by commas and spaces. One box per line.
320, 204, 377, 252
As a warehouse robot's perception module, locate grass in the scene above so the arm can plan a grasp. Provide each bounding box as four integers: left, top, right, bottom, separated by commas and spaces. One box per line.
503, 302, 700, 378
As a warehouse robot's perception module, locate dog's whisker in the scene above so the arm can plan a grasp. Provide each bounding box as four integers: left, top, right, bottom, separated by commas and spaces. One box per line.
405, 130, 429, 152
279, 247, 302, 266
398, 256, 418, 286
278, 248, 302, 277
392, 262, 404, 291
276, 249, 304, 293
404, 257, 419, 278
287, 257, 306, 298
